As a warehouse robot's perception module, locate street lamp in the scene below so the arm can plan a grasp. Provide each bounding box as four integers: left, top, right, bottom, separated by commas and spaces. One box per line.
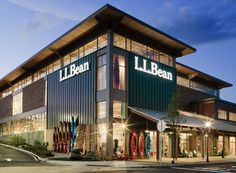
205, 121, 211, 162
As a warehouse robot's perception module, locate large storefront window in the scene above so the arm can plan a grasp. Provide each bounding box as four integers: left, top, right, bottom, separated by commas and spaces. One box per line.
0, 112, 46, 135
97, 101, 106, 119
179, 133, 187, 154
230, 137, 236, 155
113, 123, 125, 156
97, 54, 107, 90
13, 92, 23, 115
218, 109, 227, 120
217, 136, 223, 154
113, 54, 125, 90
97, 123, 107, 159
113, 101, 125, 118
229, 112, 236, 122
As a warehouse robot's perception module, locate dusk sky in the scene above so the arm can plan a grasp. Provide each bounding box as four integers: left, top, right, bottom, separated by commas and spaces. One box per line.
0, 0, 236, 103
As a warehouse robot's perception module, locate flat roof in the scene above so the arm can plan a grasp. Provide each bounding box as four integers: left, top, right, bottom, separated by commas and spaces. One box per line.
191, 97, 236, 107
176, 62, 232, 89
0, 4, 196, 91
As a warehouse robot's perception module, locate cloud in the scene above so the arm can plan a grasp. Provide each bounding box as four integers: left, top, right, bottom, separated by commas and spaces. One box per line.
155, 0, 236, 45
22, 12, 62, 32
8, 0, 95, 21
8, 0, 100, 32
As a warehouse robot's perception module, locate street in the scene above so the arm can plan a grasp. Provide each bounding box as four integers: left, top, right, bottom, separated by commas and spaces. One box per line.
0, 144, 42, 167
0, 144, 236, 172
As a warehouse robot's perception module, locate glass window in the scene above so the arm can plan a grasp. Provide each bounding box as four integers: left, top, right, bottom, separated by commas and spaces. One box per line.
84, 39, 97, 56
113, 123, 125, 154
64, 55, 71, 66
113, 54, 126, 90
146, 47, 154, 59
114, 34, 126, 49
97, 101, 106, 119
53, 60, 61, 71
230, 137, 236, 155
177, 76, 189, 87
38, 68, 46, 79
153, 50, 160, 62
131, 40, 146, 57
78, 47, 84, 58
218, 109, 227, 120
218, 136, 223, 153
26, 76, 32, 85
97, 54, 107, 90
70, 50, 78, 63
229, 112, 236, 122
98, 34, 108, 49
160, 53, 169, 65
13, 82, 21, 92
113, 101, 126, 118
98, 123, 107, 143
13, 92, 23, 115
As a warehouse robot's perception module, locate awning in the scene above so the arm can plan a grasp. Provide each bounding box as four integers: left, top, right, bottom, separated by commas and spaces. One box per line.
129, 107, 236, 133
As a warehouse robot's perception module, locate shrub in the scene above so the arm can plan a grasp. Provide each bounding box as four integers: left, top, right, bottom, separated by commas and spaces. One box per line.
22, 140, 54, 158
9, 135, 26, 147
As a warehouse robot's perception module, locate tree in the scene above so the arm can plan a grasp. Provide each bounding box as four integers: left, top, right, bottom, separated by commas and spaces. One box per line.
165, 91, 185, 164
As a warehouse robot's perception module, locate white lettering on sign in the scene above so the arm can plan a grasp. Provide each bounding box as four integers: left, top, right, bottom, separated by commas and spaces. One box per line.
134, 56, 173, 81
59, 62, 89, 82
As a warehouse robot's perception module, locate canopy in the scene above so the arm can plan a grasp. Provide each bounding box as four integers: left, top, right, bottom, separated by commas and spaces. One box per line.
129, 107, 236, 133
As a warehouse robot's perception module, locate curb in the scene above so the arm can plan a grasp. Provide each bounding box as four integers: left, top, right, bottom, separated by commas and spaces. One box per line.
0, 143, 45, 162
85, 160, 236, 169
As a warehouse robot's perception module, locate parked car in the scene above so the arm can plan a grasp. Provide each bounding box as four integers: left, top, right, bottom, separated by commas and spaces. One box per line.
68, 149, 85, 160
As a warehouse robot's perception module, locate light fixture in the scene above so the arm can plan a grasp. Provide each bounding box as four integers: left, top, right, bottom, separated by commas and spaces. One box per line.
205, 121, 211, 128
121, 123, 126, 129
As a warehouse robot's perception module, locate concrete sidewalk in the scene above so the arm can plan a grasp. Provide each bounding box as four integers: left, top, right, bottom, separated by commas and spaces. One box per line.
47, 153, 236, 169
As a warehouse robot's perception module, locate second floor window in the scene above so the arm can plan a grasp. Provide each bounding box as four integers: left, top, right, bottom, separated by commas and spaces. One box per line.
218, 109, 227, 120
13, 92, 23, 115
97, 54, 107, 90
113, 54, 126, 90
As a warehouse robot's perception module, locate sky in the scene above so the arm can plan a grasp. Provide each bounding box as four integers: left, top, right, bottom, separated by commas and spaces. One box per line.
0, 0, 236, 103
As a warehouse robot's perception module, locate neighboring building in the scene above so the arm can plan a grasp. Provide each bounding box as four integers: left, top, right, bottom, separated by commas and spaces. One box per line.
0, 4, 235, 160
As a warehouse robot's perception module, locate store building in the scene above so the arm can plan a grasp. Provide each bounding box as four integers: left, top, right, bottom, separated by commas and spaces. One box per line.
0, 4, 236, 160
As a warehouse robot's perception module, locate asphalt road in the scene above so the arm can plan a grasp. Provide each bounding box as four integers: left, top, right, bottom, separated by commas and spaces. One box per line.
0, 145, 236, 173
0, 144, 36, 162
0, 144, 44, 167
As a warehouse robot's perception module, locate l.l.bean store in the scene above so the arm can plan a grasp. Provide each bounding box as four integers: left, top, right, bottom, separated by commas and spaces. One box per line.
0, 4, 236, 160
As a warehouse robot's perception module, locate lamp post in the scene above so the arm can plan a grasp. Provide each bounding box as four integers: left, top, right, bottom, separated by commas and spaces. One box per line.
205, 121, 211, 162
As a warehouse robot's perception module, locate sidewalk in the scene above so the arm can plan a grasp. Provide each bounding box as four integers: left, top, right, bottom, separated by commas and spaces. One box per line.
47, 153, 236, 169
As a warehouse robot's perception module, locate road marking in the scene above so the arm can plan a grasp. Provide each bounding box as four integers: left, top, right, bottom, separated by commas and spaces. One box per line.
171, 166, 232, 173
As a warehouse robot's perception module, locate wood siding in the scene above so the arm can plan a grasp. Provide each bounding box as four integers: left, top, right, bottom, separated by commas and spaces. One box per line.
23, 78, 45, 112
0, 95, 13, 118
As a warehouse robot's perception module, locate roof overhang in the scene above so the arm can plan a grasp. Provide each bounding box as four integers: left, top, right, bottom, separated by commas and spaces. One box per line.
129, 107, 236, 133
0, 4, 196, 91
176, 62, 232, 89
